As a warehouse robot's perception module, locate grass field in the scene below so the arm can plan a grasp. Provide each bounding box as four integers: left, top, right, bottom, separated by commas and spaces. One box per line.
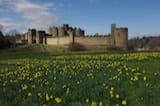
0, 45, 160, 106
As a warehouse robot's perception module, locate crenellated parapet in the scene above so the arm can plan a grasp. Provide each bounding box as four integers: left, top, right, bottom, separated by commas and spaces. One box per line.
48, 24, 85, 37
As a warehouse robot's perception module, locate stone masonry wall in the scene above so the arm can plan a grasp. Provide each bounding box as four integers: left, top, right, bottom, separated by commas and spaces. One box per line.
46, 36, 111, 46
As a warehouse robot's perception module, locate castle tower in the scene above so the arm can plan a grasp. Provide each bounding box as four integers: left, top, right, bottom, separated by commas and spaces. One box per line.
28, 29, 32, 44
111, 24, 116, 34
81, 30, 85, 37
114, 28, 128, 50
36, 31, 45, 44
63, 24, 69, 31
25, 33, 28, 40
63, 24, 69, 36
75, 28, 81, 37
36, 31, 41, 44
28, 29, 36, 44
68, 28, 75, 44
43, 34, 47, 44
58, 27, 65, 37
49, 27, 58, 37
74, 28, 85, 37
110, 24, 116, 47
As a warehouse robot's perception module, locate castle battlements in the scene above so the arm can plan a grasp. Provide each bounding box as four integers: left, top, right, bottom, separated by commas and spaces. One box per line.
48, 24, 85, 37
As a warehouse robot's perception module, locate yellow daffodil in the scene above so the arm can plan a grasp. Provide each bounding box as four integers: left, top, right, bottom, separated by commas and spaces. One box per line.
116, 94, 120, 99
122, 100, 127, 105
91, 101, 96, 106
46, 94, 50, 101
85, 98, 89, 103
143, 76, 147, 81
28, 92, 32, 97
99, 101, 103, 106
55, 97, 62, 103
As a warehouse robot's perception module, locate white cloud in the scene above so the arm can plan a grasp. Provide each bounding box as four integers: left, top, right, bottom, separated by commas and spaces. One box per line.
0, 17, 26, 33
0, 0, 58, 32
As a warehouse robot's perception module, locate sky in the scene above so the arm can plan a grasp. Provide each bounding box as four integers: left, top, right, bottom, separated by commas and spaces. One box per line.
0, 0, 160, 38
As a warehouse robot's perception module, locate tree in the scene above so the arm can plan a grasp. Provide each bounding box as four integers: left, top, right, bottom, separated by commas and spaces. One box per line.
0, 26, 11, 49
0, 24, 3, 31
0, 31, 6, 49
0, 24, 5, 35
6, 29, 19, 36
94, 33, 99, 37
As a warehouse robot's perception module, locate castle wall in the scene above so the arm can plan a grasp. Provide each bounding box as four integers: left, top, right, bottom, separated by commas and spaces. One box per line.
47, 37, 71, 45
75, 37, 111, 46
46, 36, 111, 46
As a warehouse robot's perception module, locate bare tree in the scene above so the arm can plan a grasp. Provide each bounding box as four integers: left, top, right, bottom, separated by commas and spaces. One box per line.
6, 29, 19, 36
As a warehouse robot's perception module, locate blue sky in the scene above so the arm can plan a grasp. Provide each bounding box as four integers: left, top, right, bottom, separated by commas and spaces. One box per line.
0, 0, 160, 37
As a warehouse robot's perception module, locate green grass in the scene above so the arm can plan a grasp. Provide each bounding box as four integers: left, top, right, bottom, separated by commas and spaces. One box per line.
0, 45, 160, 106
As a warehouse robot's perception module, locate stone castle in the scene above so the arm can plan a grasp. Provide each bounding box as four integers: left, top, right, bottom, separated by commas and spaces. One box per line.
18, 24, 128, 50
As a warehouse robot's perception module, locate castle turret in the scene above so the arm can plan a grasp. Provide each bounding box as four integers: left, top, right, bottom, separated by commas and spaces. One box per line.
63, 24, 69, 36
75, 28, 81, 37
36, 31, 46, 44
68, 28, 75, 43
28, 29, 36, 44
25, 33, 28, 40
114, 28, 128, 50
58, 27, 65, 37
110, 24, 116, 47
75, 28, 85, 37
27, 29, 32, 44
110, 24, 128, 50
63, 24, 69, 32
43, 34, 47, 44
111, 24, 116, 34
49, 27, 58, 37
36, 31, 41, 44
81, 30, 85, 37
